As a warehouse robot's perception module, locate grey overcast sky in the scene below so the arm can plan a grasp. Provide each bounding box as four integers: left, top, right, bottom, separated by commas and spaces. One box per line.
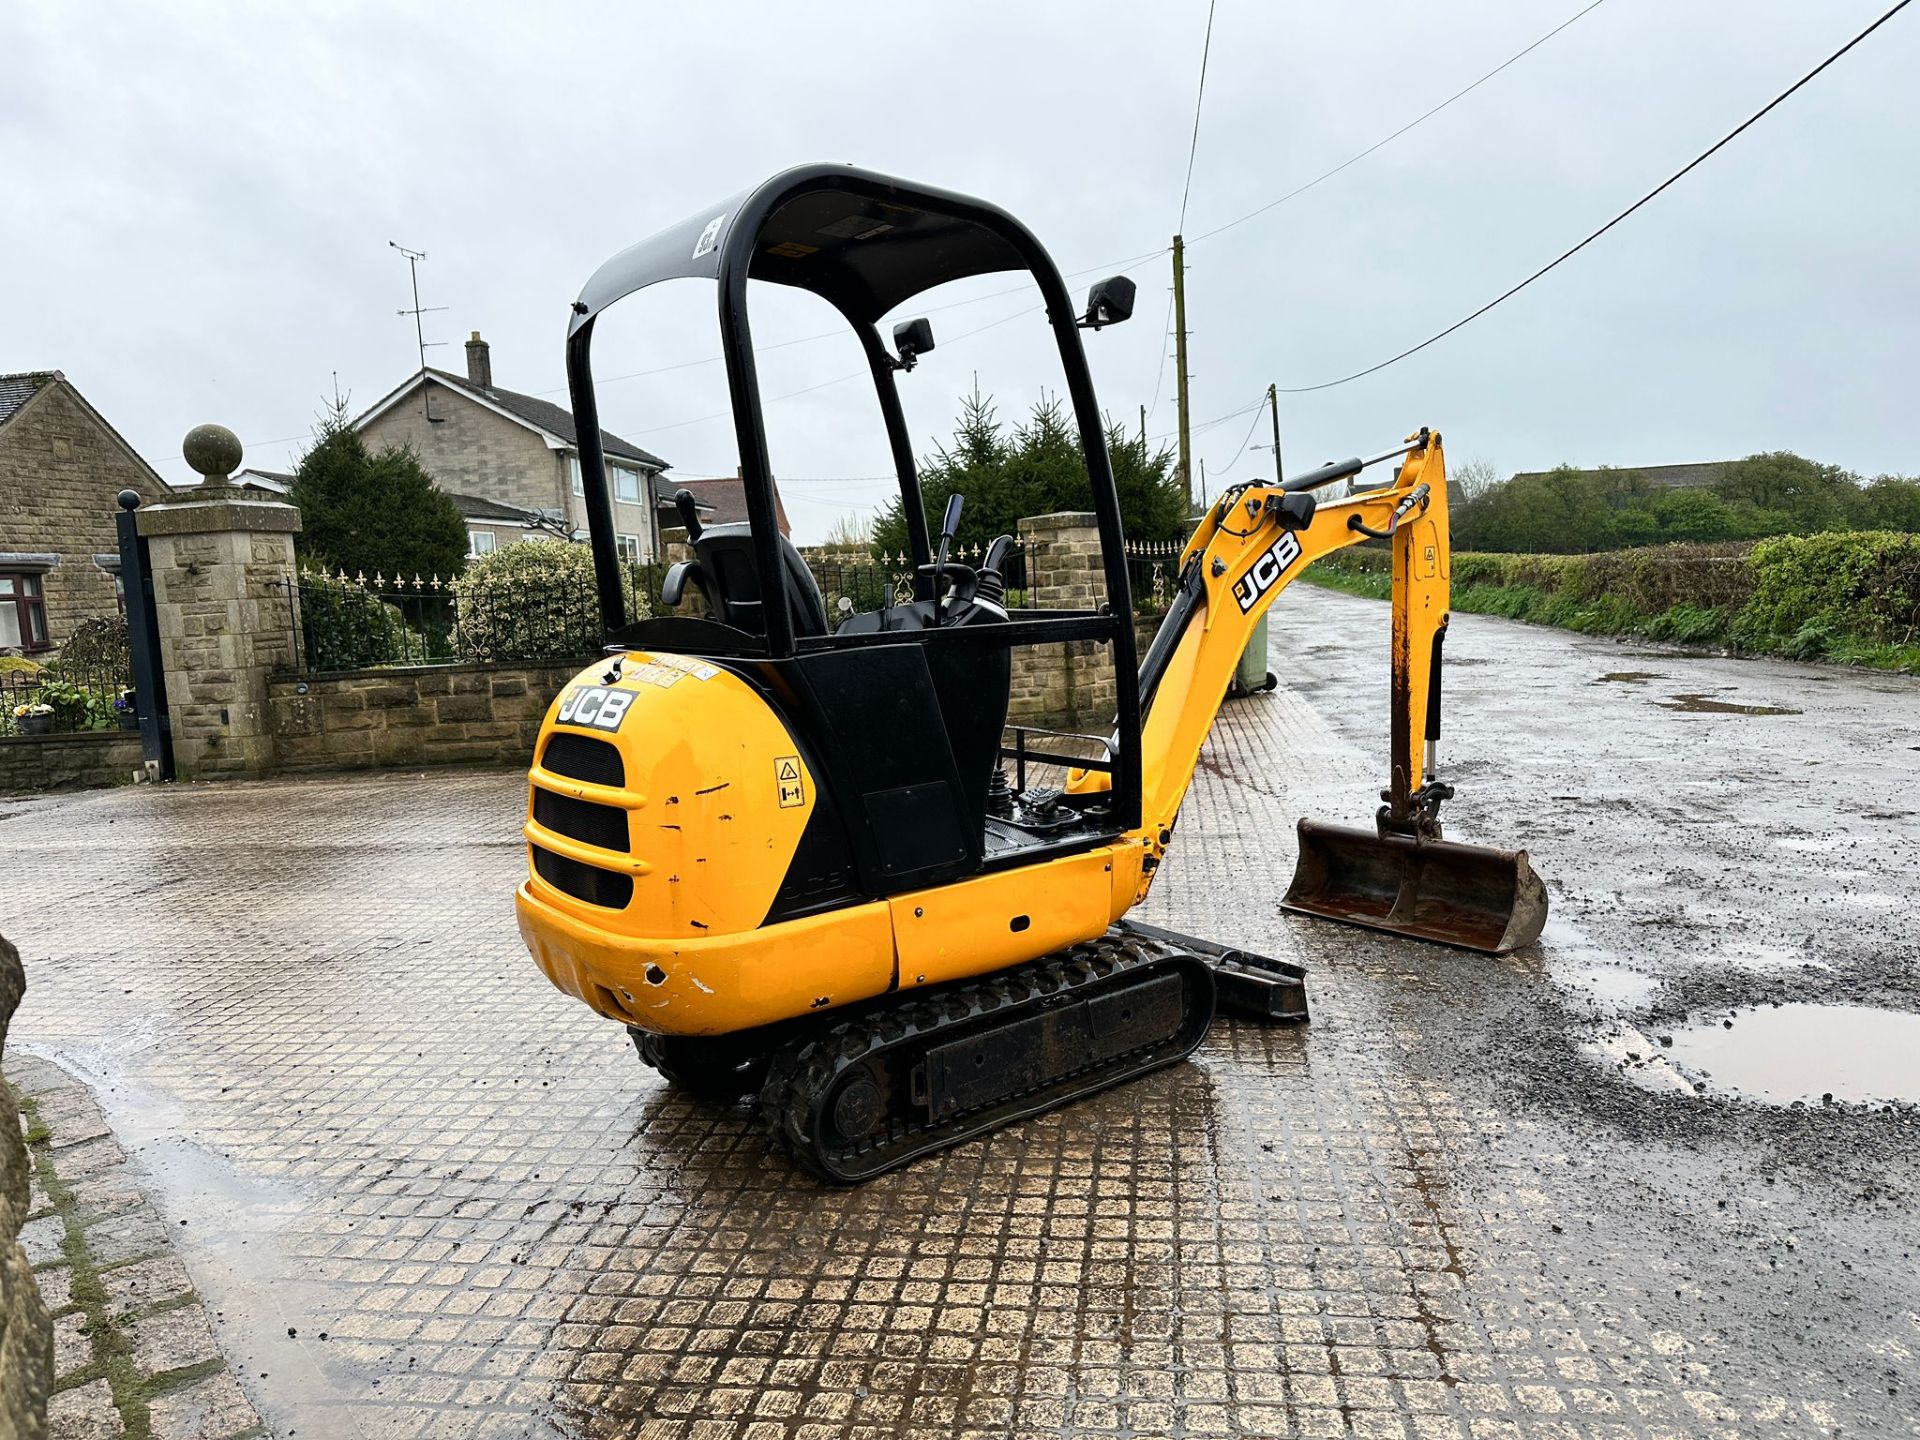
6, 1, 1916, 541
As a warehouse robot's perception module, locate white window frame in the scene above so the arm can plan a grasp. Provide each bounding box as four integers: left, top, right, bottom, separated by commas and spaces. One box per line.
616, 533, 643, 562
570, 454, 584, 496
467, 530, 498, 559
613, 465, 644, 505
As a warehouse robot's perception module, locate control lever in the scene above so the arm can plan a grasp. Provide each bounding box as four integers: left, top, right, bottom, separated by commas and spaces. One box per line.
674, 488, 703, 541
934, 492, 964, 626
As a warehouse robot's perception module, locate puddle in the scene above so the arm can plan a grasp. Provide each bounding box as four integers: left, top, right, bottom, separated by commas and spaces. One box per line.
1619, 1005, 1920, 1107
1655, 692, 1802, 716
1596, 671, 1665, 684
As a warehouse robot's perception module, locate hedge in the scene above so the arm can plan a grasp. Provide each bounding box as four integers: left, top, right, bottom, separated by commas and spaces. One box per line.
1310, 532, 1920, 672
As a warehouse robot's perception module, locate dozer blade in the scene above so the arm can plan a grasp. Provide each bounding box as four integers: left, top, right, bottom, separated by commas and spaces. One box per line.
1281, 817, 1548, 955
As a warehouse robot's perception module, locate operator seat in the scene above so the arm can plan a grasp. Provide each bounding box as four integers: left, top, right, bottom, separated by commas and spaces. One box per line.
684, 522, 830, 640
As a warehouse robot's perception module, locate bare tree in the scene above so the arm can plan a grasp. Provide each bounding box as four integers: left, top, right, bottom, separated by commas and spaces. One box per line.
1451, 457, 1504, 500
821, 511, 876, 547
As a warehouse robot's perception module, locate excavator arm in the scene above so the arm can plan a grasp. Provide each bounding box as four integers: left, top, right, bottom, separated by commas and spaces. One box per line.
1097, 427, 1547, 954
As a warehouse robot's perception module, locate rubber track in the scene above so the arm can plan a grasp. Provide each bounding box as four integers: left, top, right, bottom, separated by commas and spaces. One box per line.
758, 935, 1215, 1183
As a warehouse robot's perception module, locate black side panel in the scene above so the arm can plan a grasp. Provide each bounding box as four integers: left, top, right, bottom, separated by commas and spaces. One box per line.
764, 774, 862, 922
790, 646, 978, 892
921, 631, 1012, 830
865, 782, 967, 879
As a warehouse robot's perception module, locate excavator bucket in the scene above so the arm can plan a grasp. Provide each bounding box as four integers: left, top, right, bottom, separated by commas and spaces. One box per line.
1281, 818, 1548, 955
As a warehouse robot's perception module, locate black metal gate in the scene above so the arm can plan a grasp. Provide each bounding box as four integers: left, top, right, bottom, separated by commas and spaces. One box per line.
114, 490, 173, 780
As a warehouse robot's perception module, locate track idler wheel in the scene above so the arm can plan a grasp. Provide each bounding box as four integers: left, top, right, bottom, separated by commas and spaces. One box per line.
630, 1028, 771, 1101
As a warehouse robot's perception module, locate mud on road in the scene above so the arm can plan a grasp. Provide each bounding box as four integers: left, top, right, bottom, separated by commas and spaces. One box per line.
1268, 584, 1920, 1427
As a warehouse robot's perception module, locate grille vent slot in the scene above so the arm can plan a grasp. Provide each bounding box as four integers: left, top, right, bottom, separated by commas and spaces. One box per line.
542, 733, 624, 788
531, 846, 634, 910
533, 789, 630, 853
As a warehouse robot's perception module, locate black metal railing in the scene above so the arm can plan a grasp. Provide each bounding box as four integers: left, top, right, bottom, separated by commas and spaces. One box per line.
1124, 540, 1183, 617
286, 564, 670, 673
1, 616, 136, 738
804, 541, 1034, 618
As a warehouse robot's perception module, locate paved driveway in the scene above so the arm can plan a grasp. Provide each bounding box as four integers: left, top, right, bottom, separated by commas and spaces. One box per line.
5, 586, 1917, 1438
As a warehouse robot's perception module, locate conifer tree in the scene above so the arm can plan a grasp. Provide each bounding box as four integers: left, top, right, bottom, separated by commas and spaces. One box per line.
290, 398, 469, 579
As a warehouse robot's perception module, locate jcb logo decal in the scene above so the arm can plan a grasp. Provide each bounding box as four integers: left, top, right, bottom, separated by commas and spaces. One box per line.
1232, 532, 1303, 613
557, 685, 635, 733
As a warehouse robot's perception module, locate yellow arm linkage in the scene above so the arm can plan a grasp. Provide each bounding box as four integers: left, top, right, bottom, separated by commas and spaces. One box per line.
1113, 429, 1452, 895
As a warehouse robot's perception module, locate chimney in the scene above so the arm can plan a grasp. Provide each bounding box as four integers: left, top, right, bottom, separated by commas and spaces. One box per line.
465, 331, 492, 390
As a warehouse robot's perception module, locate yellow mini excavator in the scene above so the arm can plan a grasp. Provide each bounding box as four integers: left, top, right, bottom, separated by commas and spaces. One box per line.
515, 165, 1548, 1181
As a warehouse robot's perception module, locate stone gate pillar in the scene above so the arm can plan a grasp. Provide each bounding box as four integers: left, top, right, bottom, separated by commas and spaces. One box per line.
1009, 512, 1117, 729
136, 425, 301, 779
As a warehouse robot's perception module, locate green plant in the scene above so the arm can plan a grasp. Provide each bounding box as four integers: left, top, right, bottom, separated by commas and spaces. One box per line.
34, 678, 109, 731
450, 540, 654, 662
1306, 530, 1920, 675
871, 388, 1187, 561
298, 573, 415, 671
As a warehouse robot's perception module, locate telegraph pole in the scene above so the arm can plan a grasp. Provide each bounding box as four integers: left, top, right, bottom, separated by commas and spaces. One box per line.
1171, 234, 1193, 511
1267, 382, 1284, 484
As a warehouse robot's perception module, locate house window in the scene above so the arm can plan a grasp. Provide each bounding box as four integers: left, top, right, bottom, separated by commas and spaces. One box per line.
616, 534, 643, 562
570, 455, 584, 496
0, 573, 50, 653
468, 530, 497, 559
613, 465, 643, 504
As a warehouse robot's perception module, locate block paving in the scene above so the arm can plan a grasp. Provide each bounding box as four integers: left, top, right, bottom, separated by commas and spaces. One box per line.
5, 655, 1917, 1437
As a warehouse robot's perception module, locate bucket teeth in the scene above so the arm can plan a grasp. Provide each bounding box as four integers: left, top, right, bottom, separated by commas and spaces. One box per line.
1280, 817, 1548, 955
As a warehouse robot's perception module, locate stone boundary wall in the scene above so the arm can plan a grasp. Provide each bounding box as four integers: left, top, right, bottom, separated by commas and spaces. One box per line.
0, 732, 144, 796
267, 659, 585, 772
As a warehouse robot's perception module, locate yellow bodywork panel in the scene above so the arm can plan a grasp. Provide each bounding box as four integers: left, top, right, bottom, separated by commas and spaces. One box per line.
524, 656, 814, 939
889, 847, 1119, 990
518, 881, 895, 1035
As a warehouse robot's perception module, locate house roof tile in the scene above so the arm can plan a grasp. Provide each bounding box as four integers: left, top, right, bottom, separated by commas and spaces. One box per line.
0, 371, 60, 431
423, 369, 668, 470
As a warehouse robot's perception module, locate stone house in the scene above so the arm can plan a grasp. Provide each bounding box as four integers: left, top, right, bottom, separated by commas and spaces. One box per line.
354, 333, 676, 563
0, 370, 170, 653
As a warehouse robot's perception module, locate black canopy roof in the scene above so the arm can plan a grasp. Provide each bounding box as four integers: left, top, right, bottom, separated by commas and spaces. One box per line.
569, 164, 1036, 332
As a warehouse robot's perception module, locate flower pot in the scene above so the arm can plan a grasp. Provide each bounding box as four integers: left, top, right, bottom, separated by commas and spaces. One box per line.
18, 715, 52, 736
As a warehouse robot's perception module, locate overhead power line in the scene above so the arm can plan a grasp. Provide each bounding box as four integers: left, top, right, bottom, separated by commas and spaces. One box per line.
1213, 402, 1269, 473
1178, 0, 1221, 234
1276, 0, 1914, 395
1189, 0, 1610, 245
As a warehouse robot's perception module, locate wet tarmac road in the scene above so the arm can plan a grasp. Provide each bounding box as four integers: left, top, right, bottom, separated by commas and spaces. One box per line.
5, 585, 1918, 1438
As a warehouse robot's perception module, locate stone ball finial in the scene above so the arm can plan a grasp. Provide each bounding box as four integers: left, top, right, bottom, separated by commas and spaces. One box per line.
117, 488, 142, 512
182, 424, 243, 489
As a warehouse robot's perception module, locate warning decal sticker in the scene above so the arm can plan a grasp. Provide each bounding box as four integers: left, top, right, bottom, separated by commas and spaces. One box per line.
775, 756, 805, 808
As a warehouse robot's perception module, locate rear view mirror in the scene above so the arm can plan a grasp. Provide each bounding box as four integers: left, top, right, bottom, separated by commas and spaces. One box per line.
1080, 275, 1136, 330
893, 317, 935, 371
